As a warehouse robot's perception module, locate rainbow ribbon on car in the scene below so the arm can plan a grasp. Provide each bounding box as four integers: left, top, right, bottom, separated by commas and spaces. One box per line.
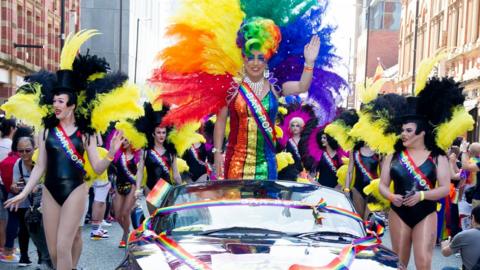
128, 198, 382, 270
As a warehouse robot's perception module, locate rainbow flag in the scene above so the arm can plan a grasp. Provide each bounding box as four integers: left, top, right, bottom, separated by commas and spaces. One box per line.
146, 179, 172, 208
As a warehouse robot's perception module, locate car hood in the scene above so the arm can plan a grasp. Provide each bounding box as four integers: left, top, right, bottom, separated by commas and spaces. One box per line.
126, 235, 398, 270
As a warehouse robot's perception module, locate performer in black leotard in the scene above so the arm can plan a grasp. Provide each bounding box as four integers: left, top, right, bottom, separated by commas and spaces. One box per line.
134, 103, 181, 214
4, 30, 141, 270
345, 142, 380, 219
315, 132, 343, 188
111, 139, 139, 248
183, 142, 210, 182
373, 86, 467, 270
44, 128, 86, 205
379, 115, 450, 270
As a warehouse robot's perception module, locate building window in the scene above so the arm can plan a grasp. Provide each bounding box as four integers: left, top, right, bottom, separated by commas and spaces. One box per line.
369, 0, 401, 30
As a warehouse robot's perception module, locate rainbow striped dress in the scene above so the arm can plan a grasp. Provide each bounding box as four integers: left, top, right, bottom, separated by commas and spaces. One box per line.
224, 90, 278, 180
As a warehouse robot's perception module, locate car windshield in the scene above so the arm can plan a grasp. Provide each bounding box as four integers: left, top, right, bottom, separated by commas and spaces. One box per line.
154, 181, 364, 237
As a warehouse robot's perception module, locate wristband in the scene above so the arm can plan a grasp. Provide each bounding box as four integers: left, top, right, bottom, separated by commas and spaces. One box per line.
304, 66, 314, 72
343, 188, 350, 192
420, 191, 425, 201
106, 155, 114, 162
388, 193, 395, 202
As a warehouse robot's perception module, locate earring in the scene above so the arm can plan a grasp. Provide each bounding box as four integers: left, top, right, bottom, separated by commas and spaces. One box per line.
263, 67, 270, 79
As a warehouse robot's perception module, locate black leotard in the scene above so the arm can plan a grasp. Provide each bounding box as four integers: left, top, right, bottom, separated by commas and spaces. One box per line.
353, 151, 379, 198
44, 128, 85, 205
182, 144, 208, 181
390, 152, 437, 228
145, 149, 172, 190
316, 152, 341, 188
113, 152, 137, 195
278, 139, 303, 180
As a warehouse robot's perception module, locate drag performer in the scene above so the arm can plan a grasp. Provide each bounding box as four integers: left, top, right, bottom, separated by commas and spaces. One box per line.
129, 103, 182, 213
148, 0, 348, 180
111, 139, 139, 248
346, 142, 379, 218
3, 30, 143, 270
325, 109, 380, 218
277, 103, 316, 180
352, 53, 474, 269
182, 142, 210, 182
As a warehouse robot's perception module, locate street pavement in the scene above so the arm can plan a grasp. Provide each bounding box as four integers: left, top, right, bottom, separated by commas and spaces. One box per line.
0, 217, 463, 270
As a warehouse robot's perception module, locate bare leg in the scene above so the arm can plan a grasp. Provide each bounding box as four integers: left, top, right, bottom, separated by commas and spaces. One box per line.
113, 191, 126, 241
352, 188, 367, 219
412, 212, 437, 270
120, 187, 136, 241
0, 219, 6, 252
72, 228, 82, 268
389, 209, 412, 269
92, 202, 106, 224
55, 184, 88, 270
42, 187, 61, 268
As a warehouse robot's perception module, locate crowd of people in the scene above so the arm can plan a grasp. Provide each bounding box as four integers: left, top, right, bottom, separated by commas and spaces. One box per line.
0, 0, 478, 269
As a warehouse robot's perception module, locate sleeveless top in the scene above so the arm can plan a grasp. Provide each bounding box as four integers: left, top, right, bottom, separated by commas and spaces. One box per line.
113, 152, 137, 185
316, 152, 341, 188
45, 128, 85, 182
145, 149, 172, 189
224, 90, 278, 180
353, 151, 379, 190
390, 152, 437, 195
182, 144, 208, 181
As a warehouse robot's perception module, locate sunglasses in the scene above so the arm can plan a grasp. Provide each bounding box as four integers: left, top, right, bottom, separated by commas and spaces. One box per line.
290, 124, 301, 127
17, 149, 33, 154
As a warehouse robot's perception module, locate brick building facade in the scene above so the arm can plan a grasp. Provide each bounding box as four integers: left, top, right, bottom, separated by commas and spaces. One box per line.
352, 0, 402, 107
397, 0, 480, 95
0, 0, 80, 101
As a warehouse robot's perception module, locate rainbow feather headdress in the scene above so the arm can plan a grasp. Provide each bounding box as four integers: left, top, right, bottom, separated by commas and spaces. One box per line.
149, 0, 347, 128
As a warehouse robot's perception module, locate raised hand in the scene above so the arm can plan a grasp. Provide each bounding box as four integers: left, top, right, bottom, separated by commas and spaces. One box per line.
108, 130, 126, 158
304, 35, 321, 66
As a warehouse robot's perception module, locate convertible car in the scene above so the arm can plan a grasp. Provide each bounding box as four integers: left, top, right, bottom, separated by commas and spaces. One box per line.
117, 180, 398, 269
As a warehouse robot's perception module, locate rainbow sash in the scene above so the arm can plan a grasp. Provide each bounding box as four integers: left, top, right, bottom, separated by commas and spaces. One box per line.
150, 149, 172, 182
190, 147, 214, 180
323, 152, 338, 174
354, 151, 377, 182
289, 139, 301, 159
237, 82, 276, 152
120, 152, 136, 184
53, 126, 85, 174
399, 150, 433, 190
